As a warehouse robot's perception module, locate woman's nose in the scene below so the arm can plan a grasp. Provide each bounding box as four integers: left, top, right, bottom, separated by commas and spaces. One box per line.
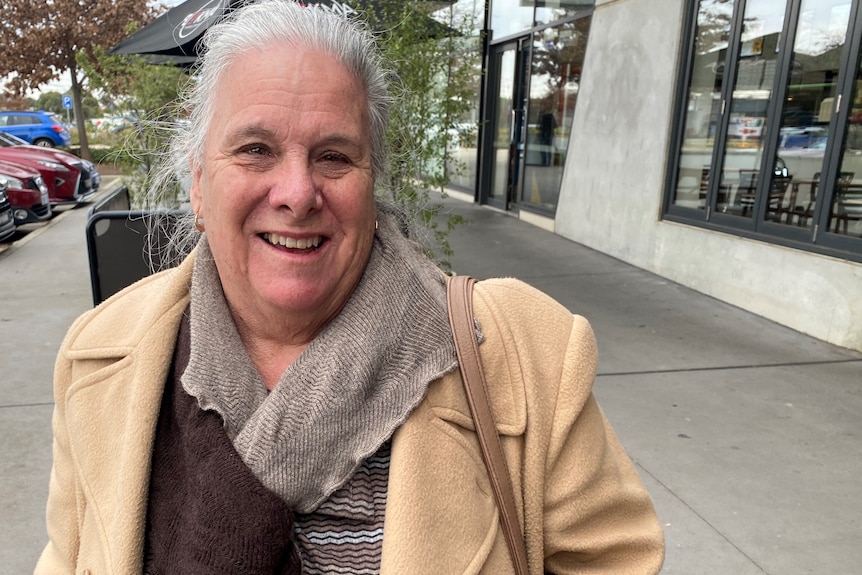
267, 157, 322, 218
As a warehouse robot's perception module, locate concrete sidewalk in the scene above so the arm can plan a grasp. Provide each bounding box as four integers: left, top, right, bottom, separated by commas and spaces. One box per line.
1, 186, 860, 574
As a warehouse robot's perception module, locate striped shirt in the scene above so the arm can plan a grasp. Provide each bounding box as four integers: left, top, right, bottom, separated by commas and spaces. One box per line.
294, 441, 391, 574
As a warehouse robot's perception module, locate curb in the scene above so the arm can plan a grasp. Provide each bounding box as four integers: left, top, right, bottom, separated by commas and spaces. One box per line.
0, 176, 124, 260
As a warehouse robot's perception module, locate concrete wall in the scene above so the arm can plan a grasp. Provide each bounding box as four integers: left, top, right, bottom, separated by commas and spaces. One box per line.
554, 0, 862, 352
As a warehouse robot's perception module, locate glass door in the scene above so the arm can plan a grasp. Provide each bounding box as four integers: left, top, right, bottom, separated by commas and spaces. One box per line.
487, 38, 530, 211
714, 0, 789, 220
771, 0, 853, 232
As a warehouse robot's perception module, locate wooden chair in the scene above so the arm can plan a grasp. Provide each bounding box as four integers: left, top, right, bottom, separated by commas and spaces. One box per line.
791, 171, 854, 228
768, 175, 795, 222
728, 169, 758, 216
833, 172, 862, 234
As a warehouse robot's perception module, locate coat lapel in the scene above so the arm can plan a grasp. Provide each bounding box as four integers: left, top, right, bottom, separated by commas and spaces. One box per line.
62, 261, 192, 572
381, 357, 526, 575
64, 343, 171, 571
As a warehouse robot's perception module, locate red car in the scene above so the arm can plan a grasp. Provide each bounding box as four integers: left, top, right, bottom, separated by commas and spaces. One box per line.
0, 132, 100, 204
0, 160, 52, 224
0, 148, 79, 206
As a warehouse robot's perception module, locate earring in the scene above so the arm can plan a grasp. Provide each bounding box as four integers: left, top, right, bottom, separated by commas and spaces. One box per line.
375, 220, 378, 231
194, 212, 205, 232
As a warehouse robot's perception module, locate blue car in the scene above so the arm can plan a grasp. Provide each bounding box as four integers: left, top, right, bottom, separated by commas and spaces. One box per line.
0, 110, 72, 148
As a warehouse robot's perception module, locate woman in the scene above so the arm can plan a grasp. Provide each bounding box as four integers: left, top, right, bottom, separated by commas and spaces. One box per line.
36, 1, 664, 573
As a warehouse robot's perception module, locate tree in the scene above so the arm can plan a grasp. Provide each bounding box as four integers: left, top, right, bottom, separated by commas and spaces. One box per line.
0, 0, 155, 159
81, 47, 189, 119
80, 47, 190, 201
362, 0, 482, 264
35, 91, 64, 115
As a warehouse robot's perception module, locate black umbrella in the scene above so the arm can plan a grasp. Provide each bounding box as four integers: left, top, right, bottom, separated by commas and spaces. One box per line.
110, 0, 235, 61
110, 0, 453, 65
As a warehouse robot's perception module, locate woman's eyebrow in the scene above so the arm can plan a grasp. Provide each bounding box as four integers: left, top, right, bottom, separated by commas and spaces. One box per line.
223, 125, 278, 145
317, 134, 364, 151
222, 126, 363, 150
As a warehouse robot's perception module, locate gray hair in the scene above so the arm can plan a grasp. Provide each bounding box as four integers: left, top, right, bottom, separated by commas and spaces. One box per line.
185, 0, 391, 178
148, 0, 393, 263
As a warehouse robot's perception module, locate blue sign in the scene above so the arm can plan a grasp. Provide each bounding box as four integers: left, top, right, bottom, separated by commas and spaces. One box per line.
62, 95, 72, 109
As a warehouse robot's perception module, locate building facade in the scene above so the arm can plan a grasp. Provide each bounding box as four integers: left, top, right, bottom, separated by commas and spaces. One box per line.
451, 0, 861, 352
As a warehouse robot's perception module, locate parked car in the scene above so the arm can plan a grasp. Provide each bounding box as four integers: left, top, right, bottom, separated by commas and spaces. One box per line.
0, 132, 100, 203
0, 149, 79, 205
0, 110, 72, 148
0, 181, 16, 242
0, 160, 52, 224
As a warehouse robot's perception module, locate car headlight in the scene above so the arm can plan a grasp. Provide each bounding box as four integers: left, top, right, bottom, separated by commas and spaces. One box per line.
36, 160, 69, 171
0, 174, 24, 188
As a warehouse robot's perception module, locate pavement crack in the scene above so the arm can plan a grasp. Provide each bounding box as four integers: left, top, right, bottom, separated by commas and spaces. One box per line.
0, 402, 54, 409
635, 462, 771, 574
598, 358, 862, 377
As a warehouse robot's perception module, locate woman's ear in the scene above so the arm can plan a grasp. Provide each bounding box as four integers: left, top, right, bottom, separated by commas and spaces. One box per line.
189, 165, 204, 215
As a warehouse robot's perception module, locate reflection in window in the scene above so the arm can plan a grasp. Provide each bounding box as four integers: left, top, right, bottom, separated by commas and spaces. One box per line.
773, 0, 850, 229
438, 0, 485, 192
667, 0, 862, 256
535, 0, 594, 26
520, 16, 591, 211
715, 0, 787, 218
671, 0, 735, 210
490, 0, 535, 39
833, 17, 862, 238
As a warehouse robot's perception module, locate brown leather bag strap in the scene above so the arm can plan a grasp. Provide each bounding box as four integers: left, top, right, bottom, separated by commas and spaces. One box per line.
447, 275, 529, 575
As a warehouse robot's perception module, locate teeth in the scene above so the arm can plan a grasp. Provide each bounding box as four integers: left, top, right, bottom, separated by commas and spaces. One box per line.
264, 233, 321, 250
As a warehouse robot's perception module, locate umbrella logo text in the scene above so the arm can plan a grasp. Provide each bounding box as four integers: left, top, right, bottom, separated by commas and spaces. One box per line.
176, 0, 228, 40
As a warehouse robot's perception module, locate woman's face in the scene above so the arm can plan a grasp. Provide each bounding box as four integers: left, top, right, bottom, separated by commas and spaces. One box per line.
191, 43, 377, 335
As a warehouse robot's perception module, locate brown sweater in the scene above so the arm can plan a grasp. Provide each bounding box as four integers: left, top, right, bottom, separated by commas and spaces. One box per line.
143, 315, 301, 575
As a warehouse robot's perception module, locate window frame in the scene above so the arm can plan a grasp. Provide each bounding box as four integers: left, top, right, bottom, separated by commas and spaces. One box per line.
663, 0, 862, 263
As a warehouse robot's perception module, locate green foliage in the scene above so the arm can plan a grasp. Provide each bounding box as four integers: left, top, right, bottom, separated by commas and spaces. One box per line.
79, 46, 190, 205
79, 47, 189, 118
35, 92, 63, 115
361, 0, 481, 268
34, 91, 100, 119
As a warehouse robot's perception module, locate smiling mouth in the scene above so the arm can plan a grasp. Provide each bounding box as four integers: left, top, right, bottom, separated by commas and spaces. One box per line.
262, 232, 323, 251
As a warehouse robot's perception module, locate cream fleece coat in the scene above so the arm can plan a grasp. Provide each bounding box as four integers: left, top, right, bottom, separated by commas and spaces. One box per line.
35, 252, 664, 575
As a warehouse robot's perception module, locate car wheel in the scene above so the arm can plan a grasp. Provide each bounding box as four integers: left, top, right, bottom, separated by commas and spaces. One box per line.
33, 138, 54, 147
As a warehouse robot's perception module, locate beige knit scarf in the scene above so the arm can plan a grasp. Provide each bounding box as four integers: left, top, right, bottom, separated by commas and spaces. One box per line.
181, 211, 458, 513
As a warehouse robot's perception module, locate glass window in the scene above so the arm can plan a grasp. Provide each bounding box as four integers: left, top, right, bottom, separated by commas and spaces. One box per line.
715, 0, 787, 218
438, 0, 485, 192
520, 16, 590, 211
490, 0, 535, 39
772, 0, 851, 229
670, 0, 736, 210
666, 0, 862, 258
833, 23, 862, 238
535, 0, 594, 26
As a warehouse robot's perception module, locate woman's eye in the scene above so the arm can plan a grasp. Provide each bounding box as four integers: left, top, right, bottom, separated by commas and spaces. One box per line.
321, 152, 349, 164
241, 144, 269, 156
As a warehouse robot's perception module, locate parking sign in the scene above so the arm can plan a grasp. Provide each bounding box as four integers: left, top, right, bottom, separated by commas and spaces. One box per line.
62, 95, 72, 109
